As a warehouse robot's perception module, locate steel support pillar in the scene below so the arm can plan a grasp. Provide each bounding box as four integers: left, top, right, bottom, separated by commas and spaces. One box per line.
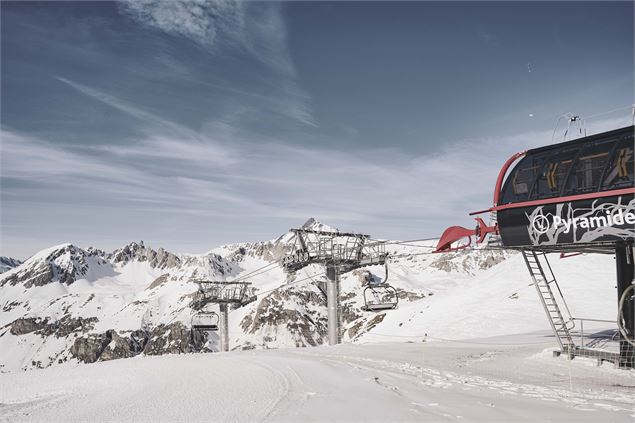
326, 265, 340, 345
616, 243, 634, 368
219, 304, 229, 352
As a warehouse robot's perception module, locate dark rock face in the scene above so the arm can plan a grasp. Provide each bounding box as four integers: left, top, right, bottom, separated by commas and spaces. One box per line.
220, 228, 302, 264
48, 246, 91, 284
8, 313, 210, 365
347, 321, 364, 339
2, 300, 22, 312
179, 254, 231, 279
340, 301, 362, 326
8, 315, 97, 337
71, 334, 109, 364
239, 286, 327, 348
99, 330, 137, 361
430, 249, 509, 274
477, 252, 508, 270
396, 289, 426, 301
2, 262, 54, 288
143, 322, 194, 355
70, 329, 150, 363
0, 256, 22, 273
69, 322, 198, 363
147, 274, 169, 290
130, 329, 150, 353
55, 316, 98, 337
9, 317, 49, 335
347, 313, 386, 341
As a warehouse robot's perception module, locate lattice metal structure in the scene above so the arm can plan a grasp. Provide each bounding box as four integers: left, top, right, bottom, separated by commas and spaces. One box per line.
282, 229, 387, 272
282, 228, 388, 345
192, 280, 257, 352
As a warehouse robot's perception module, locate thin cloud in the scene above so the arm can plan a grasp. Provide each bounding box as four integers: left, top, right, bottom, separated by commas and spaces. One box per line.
118, 1, 292, 77
0, 125, 554, 239
118, 0, 245, 49
56, 77, 198, 139
3, 110, 626, 258
117, 0, 315, 126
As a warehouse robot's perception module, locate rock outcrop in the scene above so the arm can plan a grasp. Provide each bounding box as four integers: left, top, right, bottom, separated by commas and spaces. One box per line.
109, 241, 181, 269
0, 256, 22, 273
144, 322, 194, 355
1, 244, 104, 287
9, 315, 97, 337
70, 323, 197, 363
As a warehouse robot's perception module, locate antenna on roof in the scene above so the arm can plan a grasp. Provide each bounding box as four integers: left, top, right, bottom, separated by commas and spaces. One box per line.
552, 112, 586, 142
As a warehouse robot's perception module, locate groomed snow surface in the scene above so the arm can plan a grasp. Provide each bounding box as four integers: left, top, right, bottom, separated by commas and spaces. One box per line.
1, 333, 634, 422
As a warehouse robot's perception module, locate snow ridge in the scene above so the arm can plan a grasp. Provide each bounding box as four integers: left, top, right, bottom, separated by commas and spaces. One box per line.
0, 219, 619, 372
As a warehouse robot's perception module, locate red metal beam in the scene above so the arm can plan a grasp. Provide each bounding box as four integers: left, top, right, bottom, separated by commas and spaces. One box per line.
470, 187, 635, 216
492, 187, 635, 212
493, 151, 526, 207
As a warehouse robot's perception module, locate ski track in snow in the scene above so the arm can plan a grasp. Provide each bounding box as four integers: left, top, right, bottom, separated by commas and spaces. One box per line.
2, 339, 634, 422
0, 354, 287, 422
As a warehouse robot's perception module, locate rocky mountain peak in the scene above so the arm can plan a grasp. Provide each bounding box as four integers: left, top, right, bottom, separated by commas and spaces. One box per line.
300, 217, 338, 233
0, 243, 99, 288
0, 256, 22, 274
109, 241, 181, 269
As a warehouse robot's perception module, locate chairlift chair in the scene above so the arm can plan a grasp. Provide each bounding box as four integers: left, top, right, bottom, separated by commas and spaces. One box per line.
191, 311, 220, 331
362, 284, 399, 311
361, 263, 399, 312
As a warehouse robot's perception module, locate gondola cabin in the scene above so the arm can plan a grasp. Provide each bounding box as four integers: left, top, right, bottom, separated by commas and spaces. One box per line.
495, 125, 634, 250
435, 125, 635, 253
433, 123, 635, 367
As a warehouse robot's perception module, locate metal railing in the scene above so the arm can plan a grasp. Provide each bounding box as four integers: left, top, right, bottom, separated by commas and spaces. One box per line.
571, 317, 618, 350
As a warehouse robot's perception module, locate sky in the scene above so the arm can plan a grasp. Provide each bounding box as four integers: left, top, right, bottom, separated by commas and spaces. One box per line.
1, 1, 633, 259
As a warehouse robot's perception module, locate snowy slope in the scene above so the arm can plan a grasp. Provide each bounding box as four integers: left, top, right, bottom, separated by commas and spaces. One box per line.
1, 339, 633, 422
362, 248, 617, 342
0, 219, 621, 372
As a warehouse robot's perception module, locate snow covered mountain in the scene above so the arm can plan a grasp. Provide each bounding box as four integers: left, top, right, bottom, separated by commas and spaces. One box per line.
0, 256, 22, 274
0, 219, 618, 372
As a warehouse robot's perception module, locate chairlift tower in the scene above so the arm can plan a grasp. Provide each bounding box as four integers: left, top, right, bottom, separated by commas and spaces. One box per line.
192, 280, 257, 352
282, 228, 387, 345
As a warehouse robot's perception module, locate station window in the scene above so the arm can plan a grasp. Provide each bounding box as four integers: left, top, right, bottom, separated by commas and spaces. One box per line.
499, 152, 550, 204
531, 146, 580, 199
601, 135, 634, 191
563, 138, 615, 195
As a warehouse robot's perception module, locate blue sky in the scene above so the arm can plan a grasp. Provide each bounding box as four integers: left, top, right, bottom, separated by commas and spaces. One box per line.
1, 1, 633, 259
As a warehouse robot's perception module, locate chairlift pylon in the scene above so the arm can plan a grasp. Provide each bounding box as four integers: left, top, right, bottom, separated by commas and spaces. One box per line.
361, 263, 399, 312
191, 280, 257, 352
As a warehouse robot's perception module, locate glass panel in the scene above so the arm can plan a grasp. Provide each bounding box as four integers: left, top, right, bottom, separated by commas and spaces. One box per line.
601, 135, 634, 190
531, 146, 580, 199
500, 152, 550, 204
564, 137, 616, 195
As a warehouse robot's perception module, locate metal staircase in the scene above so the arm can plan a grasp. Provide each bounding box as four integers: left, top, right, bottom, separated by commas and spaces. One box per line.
522, 250, 575, 352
